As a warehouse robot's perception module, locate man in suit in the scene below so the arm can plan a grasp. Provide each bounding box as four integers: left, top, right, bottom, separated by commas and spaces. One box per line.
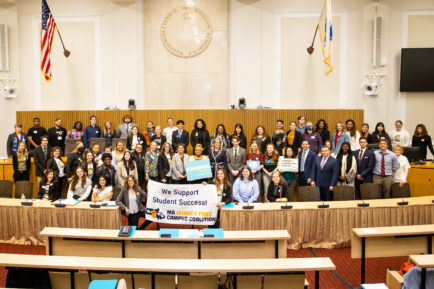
172, 120, 189, 150
33, 135, 51, 186
226, 136, 246, 184
311, 146, 339, 201
117, 114, 137, 139
354, 137, 375, 197
298, 140, 316, 186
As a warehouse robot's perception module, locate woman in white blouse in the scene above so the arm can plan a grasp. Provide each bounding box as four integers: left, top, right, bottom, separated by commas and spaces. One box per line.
67, 166, 92, 201
91, 176, 113, 202
392, 145, 411, 187
345, 119, 361, 151
336, 142, 357, 186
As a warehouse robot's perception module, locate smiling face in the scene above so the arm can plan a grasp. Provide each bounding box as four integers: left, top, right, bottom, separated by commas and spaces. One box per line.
47, 171, 54, 182
86, 152, 93, 163
272, 173, 280, 185
53, 149, 60, 158
341, 143, 350, 154
197, 121, 203, 129
276, 121, 283, 130
217, 125, 223, 134
127, 177, 135, 188
266, 144, 274, 155
76, 168, 84, 178
250, 142, 258, 153
217, 170, 225, 182
242, 168, 250, 180
361, 124, 369, 134
99, 176, 106, 187
124, 152, 131, 161
131, 126, 138, 135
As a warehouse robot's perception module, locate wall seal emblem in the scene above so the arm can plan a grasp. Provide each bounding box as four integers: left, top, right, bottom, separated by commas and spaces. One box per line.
160, 6, 212, 58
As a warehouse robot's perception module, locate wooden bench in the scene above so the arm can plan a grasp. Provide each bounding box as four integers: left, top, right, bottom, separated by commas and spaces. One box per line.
351, 224, 434, 284
0, 253, 335, 289
40, 227, 290, 259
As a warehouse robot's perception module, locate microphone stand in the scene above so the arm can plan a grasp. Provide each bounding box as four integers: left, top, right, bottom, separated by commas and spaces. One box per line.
397, 184, 408, 206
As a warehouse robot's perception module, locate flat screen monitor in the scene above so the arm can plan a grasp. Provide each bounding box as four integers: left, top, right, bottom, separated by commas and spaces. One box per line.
400, 48, 434, 92
403, 146, 420, 162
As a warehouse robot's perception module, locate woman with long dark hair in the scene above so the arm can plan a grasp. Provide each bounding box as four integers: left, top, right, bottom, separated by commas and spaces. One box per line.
67, 166, 92, 201
371, 122, 391, 144
272, 119, 287, 155
231, 123, 247, 149
412, 124, 434, 160
315, 119, 330, 143
116, 151, 138, 188
336, 142, 357, 187
211, 124, 230, 150
251, 125, 271, 155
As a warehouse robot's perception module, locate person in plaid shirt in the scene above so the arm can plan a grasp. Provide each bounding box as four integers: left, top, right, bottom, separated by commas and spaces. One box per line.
66, 121, 84, 140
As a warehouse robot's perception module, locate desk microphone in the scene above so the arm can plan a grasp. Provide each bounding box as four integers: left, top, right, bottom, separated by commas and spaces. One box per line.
281, 201, 293, 209
242, 202, 254, 210
397, 185, 408, 206
318, 201, 329, 209
55, 198, 66, 208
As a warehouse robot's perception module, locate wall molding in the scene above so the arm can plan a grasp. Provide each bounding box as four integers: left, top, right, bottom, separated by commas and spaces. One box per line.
32, 14, 102, 109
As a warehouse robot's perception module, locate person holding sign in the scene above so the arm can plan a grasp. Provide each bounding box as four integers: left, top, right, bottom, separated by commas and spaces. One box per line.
212, 169, 233, 227
262, 143, 279, 202
158, 142, 174, 184
188, 144, 210, 184
233, 166, 260, 203
244, 140, 264, 196
267, 171, 289, 202
209, 138, 228, 178
227, 136, 246, 184
171, 143, 189, 184
116, 175, 149, 228
280, 147, 297, 201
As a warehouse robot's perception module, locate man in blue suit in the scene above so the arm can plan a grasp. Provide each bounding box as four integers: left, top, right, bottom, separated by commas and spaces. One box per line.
311, 146, 339, 201
298, 140, 316, 186
353, 137, 375, 197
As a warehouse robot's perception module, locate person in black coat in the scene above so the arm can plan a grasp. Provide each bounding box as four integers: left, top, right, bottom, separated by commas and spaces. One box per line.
230, 123, 247, 149
46, 146, 66, 196
354, 137, 375, 183
267, 171, 290, 202
172, 120, 189, 150
47, 118, 67, 153
126, 126, 147, 151
298, 140, 316, 186
12, 142, 31, 182
412, 124, 434, 160
212, 169, 233, 228
150, 126, 167, 151
158, 142, 174, 184
315, 119, 331, 143
65, 141, 85, 179
33, 136, 51, 183
7, 124, 28, 158
131, 143, 146, 188
190, 119, 211, 155
286, 121, 302, 155
37, 169, 60, 200
95, 153, 116, 187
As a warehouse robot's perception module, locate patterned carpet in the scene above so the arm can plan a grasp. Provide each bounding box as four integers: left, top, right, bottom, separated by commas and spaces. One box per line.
0, 243, 408, 288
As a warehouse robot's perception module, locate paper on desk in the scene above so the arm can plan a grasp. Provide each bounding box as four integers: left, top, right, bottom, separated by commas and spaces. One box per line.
361, 283, 388, 289
53, 199, 79, 205
361, 229, 377, 234
95, 201, 118, 206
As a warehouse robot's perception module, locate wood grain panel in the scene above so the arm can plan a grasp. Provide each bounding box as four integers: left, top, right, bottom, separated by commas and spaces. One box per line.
17, 109, 364, 153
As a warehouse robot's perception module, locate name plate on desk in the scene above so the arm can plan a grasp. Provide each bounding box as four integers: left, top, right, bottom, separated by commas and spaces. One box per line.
159, 229, 200, 238
203, 228, 224, 238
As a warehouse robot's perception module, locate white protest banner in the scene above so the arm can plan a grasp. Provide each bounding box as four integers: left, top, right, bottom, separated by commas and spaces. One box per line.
145, 180, 218, 225
278, 157, 299, 172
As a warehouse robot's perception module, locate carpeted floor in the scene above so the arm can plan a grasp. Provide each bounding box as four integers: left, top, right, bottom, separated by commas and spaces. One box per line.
0, 243, 408, 289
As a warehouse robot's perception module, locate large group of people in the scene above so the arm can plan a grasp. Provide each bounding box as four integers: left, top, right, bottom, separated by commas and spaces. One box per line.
5, 115, 434, 207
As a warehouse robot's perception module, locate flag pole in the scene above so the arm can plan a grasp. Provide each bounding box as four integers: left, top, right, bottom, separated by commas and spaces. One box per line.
307, 25, 318, 54
56, 26, 70, 57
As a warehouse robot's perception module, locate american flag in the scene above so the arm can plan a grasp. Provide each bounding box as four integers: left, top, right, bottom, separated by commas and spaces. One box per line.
41, 0, 56, 81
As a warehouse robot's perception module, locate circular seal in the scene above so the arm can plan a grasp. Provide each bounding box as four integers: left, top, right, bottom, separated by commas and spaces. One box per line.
160, 6, 212, 58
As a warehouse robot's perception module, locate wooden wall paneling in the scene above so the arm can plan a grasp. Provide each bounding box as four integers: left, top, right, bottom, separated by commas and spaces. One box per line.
17, 109, 364, 153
